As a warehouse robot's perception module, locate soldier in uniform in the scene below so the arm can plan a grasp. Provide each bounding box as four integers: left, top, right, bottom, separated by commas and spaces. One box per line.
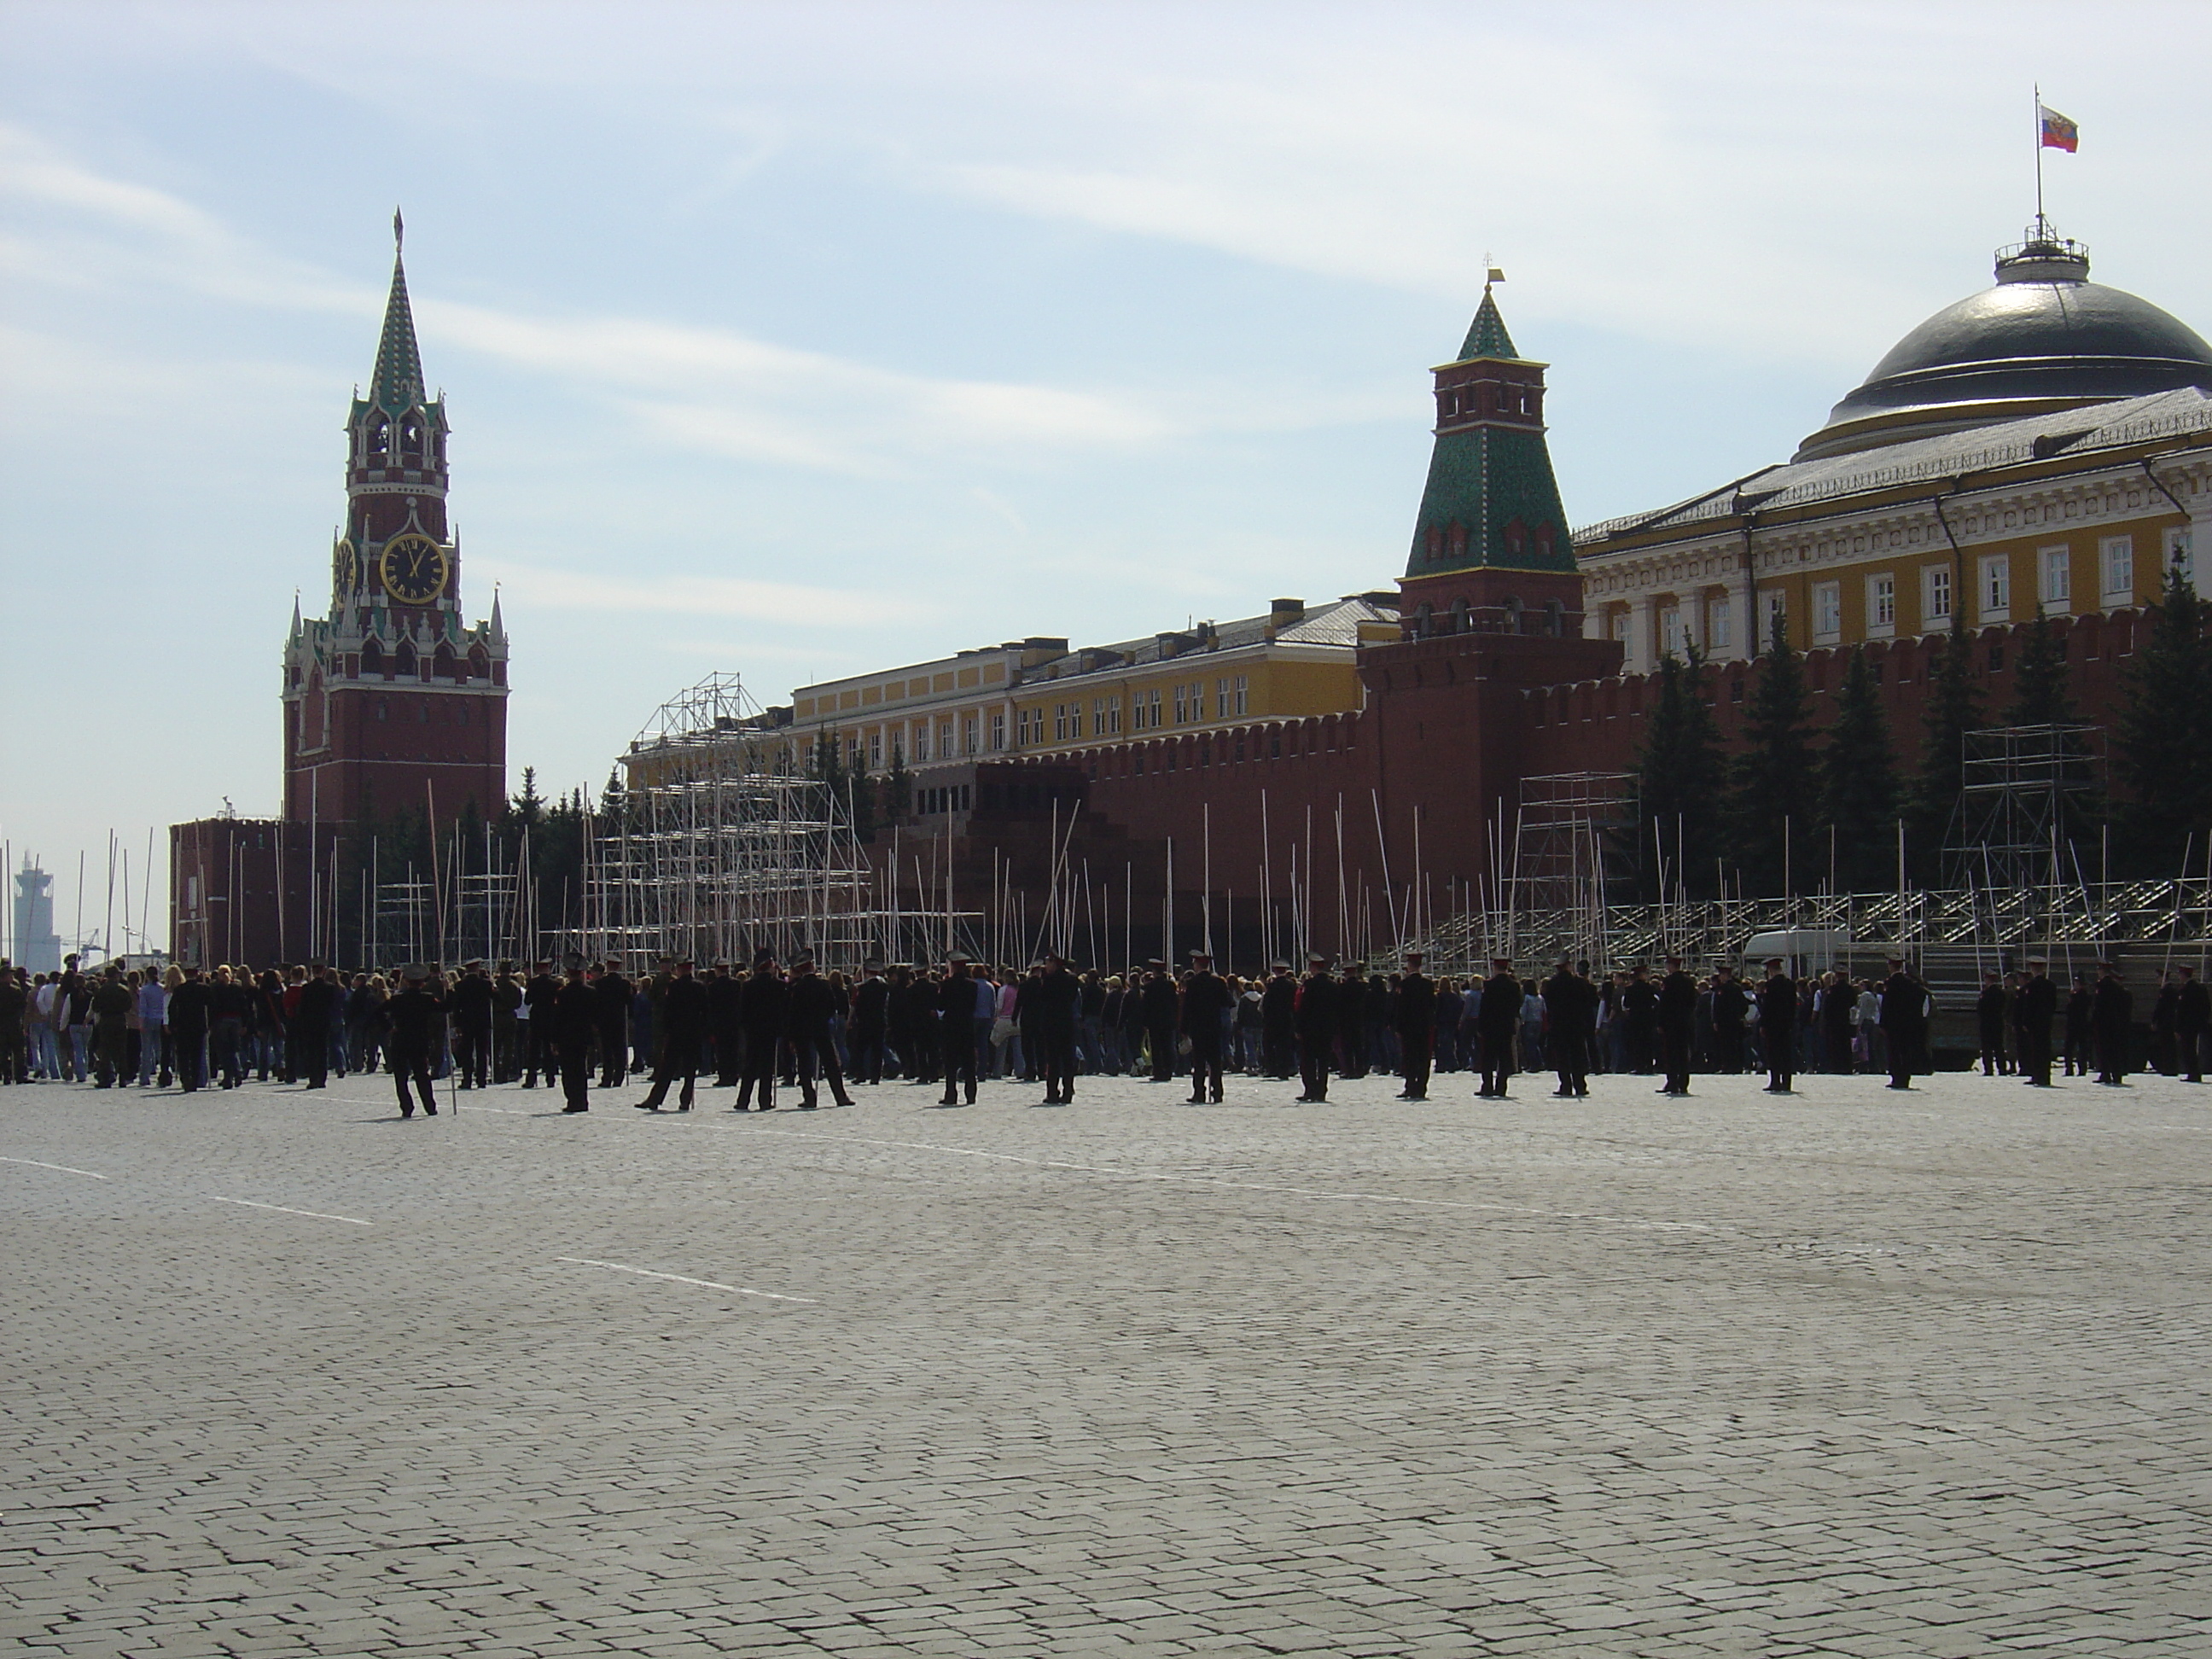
706, 959, 745, 1086
1757, 958, 1798, 1093
2017, 958, 2059, 1087
1656, 955, 1697, 1096
492, 962, 524, 1082
635, 958, 708, 1112
520, 960, 560, 1088
1621, 963, 1659, 1074
552, 958, 598, 1112
1541, 958, 1598, 1098
293, 963, 342, 1089
1394, 952, 1436, 1101
849, 963, 890, 1086
1476, 957, 1522, 1099
1336, 961, 1369, 1079
1293, 953, 1338, 1103
785, 954, 855, 1109
1138, 959, 1179, 1084
451, 960, 495, 1090
1878, 957, 1928, 1090
1708, 964, 1751, 1074
2091, 962, 2133, 1086
1031, 953, 1081, 1103
1179, 951, 1233, 1103
1260, 962, 1297, 1080
1976, 969, 2010, 1076
592, 960, 632, 1087
387, 965, 444, 1117
937, 956, 979, 1105
733, 952, 789, 1110
2175, 963, 2209, 1084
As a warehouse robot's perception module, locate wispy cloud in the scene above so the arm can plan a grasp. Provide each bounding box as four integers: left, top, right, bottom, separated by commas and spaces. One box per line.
470, 557, 934, 628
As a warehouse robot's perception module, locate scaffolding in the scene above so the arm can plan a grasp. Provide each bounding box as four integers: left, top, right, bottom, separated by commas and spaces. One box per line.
1946, 723, 2103, 891
1504, 772, 1638, 966
585, 674, 972, 971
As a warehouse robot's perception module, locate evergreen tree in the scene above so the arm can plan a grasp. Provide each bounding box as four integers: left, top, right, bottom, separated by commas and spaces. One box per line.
2006, 608, 2075, 726
883, 743, 913, 819
599, 766, 629, 835
508, 765, 545, 831
1728, 636, 1819, 894
1909, 620, 1983, 878
1634, 649, 1727, 898
1818, 648, 1900, 892
2113, 560, 2212, 873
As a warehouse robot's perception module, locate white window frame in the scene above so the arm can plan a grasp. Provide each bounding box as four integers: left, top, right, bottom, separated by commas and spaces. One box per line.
2039, 544, 2071, 610
1232, 674, 1249, 716
1924, 564, 1953, 628
1812, 580, 1842, 644
1765, 591, 1788, 651
912, 723, 930, 762
1659, 605, 1683, 658
1053, 702, 1068, 742
1978, 553, 2011, 623
2100, 534, 2134, 604
963, 714, 979, 755
1866, 573, 1895, 638
988, 712, 1006, 752
2166, 526, 2195, 586
1172, 684, 1188, 725
869, 731, 883, 769
1707, 597, 1732, 653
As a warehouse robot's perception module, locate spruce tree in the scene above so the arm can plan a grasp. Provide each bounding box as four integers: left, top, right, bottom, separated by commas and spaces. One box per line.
2112, 561, 2212, 873
883, 744, 913, 819
1910, 620, 1983, 878
1728, 636, 1818, 894
1633, 648, 1727, 898
1818, 648, 1900, 893
2006, 608, 2075, 726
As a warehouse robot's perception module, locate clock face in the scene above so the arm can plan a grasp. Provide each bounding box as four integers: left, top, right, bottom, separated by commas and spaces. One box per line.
378, 535, 450, 605
335, 539, 358, 594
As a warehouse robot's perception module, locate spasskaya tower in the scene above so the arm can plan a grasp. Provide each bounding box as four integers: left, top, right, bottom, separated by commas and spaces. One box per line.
282, 214, 509, 831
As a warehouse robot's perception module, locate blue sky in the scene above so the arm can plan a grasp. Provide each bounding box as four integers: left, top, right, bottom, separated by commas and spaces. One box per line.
4, 1, 2209, 954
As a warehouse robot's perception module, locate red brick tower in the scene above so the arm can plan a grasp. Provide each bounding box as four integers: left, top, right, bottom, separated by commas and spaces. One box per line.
282, 216, 509, 832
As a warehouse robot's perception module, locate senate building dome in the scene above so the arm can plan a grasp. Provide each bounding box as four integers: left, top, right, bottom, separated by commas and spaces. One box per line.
1794, 226, 2212, 462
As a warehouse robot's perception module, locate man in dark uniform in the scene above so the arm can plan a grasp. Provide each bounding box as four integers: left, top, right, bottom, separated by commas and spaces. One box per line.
1879, 957, 1928, 1090
1621, 963, 1659, 1074
1708, 965, 1750, 1074
520, 960, 560, 1088
1260, 962, 1297, 1080
1656, 956, 1697, 1096
850, 963, 890, 1086
1179, 952, 1233, 1104
732, 952, 788, 1110
706, 960, 744, 1086
451, 960, 495, 1090
2091, 962, 2133, 1086
938, 957, 979, 1105
492, 963, 524, 1082
1294, 953, 1337, 1103
1757, 958, 1798, 1093
2017, 958, 2059, 1087
553, 959, 598, 1112
1337, 961, 1369, 1079
293, 963, 343, 1090
1476, 957, 1522, 1099
635, 958, 708, 1112
2176, 964, 2209, 1084
592, 960, 632, 1087
1542, 958, 1598, 1098
1976, 970, 2009, 1076
1394, 951, 1436, 1101
1031, 953, 1081, 1103
785, 954, 854, 1109
387, 966, 444, 1117
1138, 959, 1179, 1084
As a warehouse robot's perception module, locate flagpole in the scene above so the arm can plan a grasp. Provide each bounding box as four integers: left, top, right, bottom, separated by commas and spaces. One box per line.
2034, 84, 2044, 229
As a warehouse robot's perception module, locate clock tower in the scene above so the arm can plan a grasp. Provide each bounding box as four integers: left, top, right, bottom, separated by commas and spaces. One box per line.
282, 217, 509, 834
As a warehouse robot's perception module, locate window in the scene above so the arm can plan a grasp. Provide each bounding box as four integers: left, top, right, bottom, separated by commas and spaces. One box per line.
1765, 591, 1789, 650
1924, 564, 1953, 626
1216, 678, 1231, 718
962, 715, 978, 755
988, 713, 1006, 752
1146, 688, 1162, 729
1708, 597, 1732, 652
2100, 534, 2134, 602
1232, 675, 1249, 716
1866, 573, 1895, 637
1610, 612, 1630, 644
869, 732, 882, 768
1979, 553, 2011, 621
2167, 527, 2195, 585
937, 721, 952, 757
913, 723, 930, 762
1660, 606, 1683, 657
1173, 684, 1188, 725
1053, 702, 1069, 742
1096, 696, 1121, 736
1812, 580, 1842, 643
2040, 545, 2071, 608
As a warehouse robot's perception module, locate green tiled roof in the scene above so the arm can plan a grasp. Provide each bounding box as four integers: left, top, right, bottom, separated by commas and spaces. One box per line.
368, 252, 424, 414
1457, 287, 1517, 362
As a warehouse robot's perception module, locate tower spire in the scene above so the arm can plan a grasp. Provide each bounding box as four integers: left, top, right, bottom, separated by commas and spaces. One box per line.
369, 217, 424, 413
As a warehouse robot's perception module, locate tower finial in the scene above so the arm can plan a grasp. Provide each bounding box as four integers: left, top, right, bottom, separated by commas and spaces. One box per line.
393, 205, 405, 250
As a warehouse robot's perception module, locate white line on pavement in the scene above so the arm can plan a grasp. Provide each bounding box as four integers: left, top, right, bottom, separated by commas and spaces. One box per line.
554, 1255, 820, 1302
739, 1128, 1711, 1232
207, 1196, 375, 1225
0, 1155, 109, 1179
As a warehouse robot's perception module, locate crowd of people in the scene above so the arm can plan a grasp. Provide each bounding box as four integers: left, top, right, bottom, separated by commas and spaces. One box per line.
4, 947, 2203, 1113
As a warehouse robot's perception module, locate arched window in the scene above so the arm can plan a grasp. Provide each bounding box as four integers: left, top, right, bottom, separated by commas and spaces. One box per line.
395, 641, 417, 678
1504, 521, 1527, 560
1451, 597, 1470, 635
361, 638, 384, 678
468, 646, 488, 682
1534, 524, 1556, 558
1424, 525, 1443, 561
367, 418, 389, 460
1447, 523, 1468, 561
433, 644, 457, 681
400, 416, 423, 461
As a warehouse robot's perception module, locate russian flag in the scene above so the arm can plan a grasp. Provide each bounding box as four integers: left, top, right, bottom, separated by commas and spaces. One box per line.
2039, 103, 2079, 153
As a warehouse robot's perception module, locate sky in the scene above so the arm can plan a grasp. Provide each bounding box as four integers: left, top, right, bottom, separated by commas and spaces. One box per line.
4, 0, 2209, 956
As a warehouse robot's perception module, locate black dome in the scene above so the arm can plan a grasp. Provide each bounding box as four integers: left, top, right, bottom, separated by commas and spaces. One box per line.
1796, 239, 2212, 461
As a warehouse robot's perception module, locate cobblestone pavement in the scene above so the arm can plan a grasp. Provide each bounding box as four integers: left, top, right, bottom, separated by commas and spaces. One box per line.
4, 1058, 2209, 1657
